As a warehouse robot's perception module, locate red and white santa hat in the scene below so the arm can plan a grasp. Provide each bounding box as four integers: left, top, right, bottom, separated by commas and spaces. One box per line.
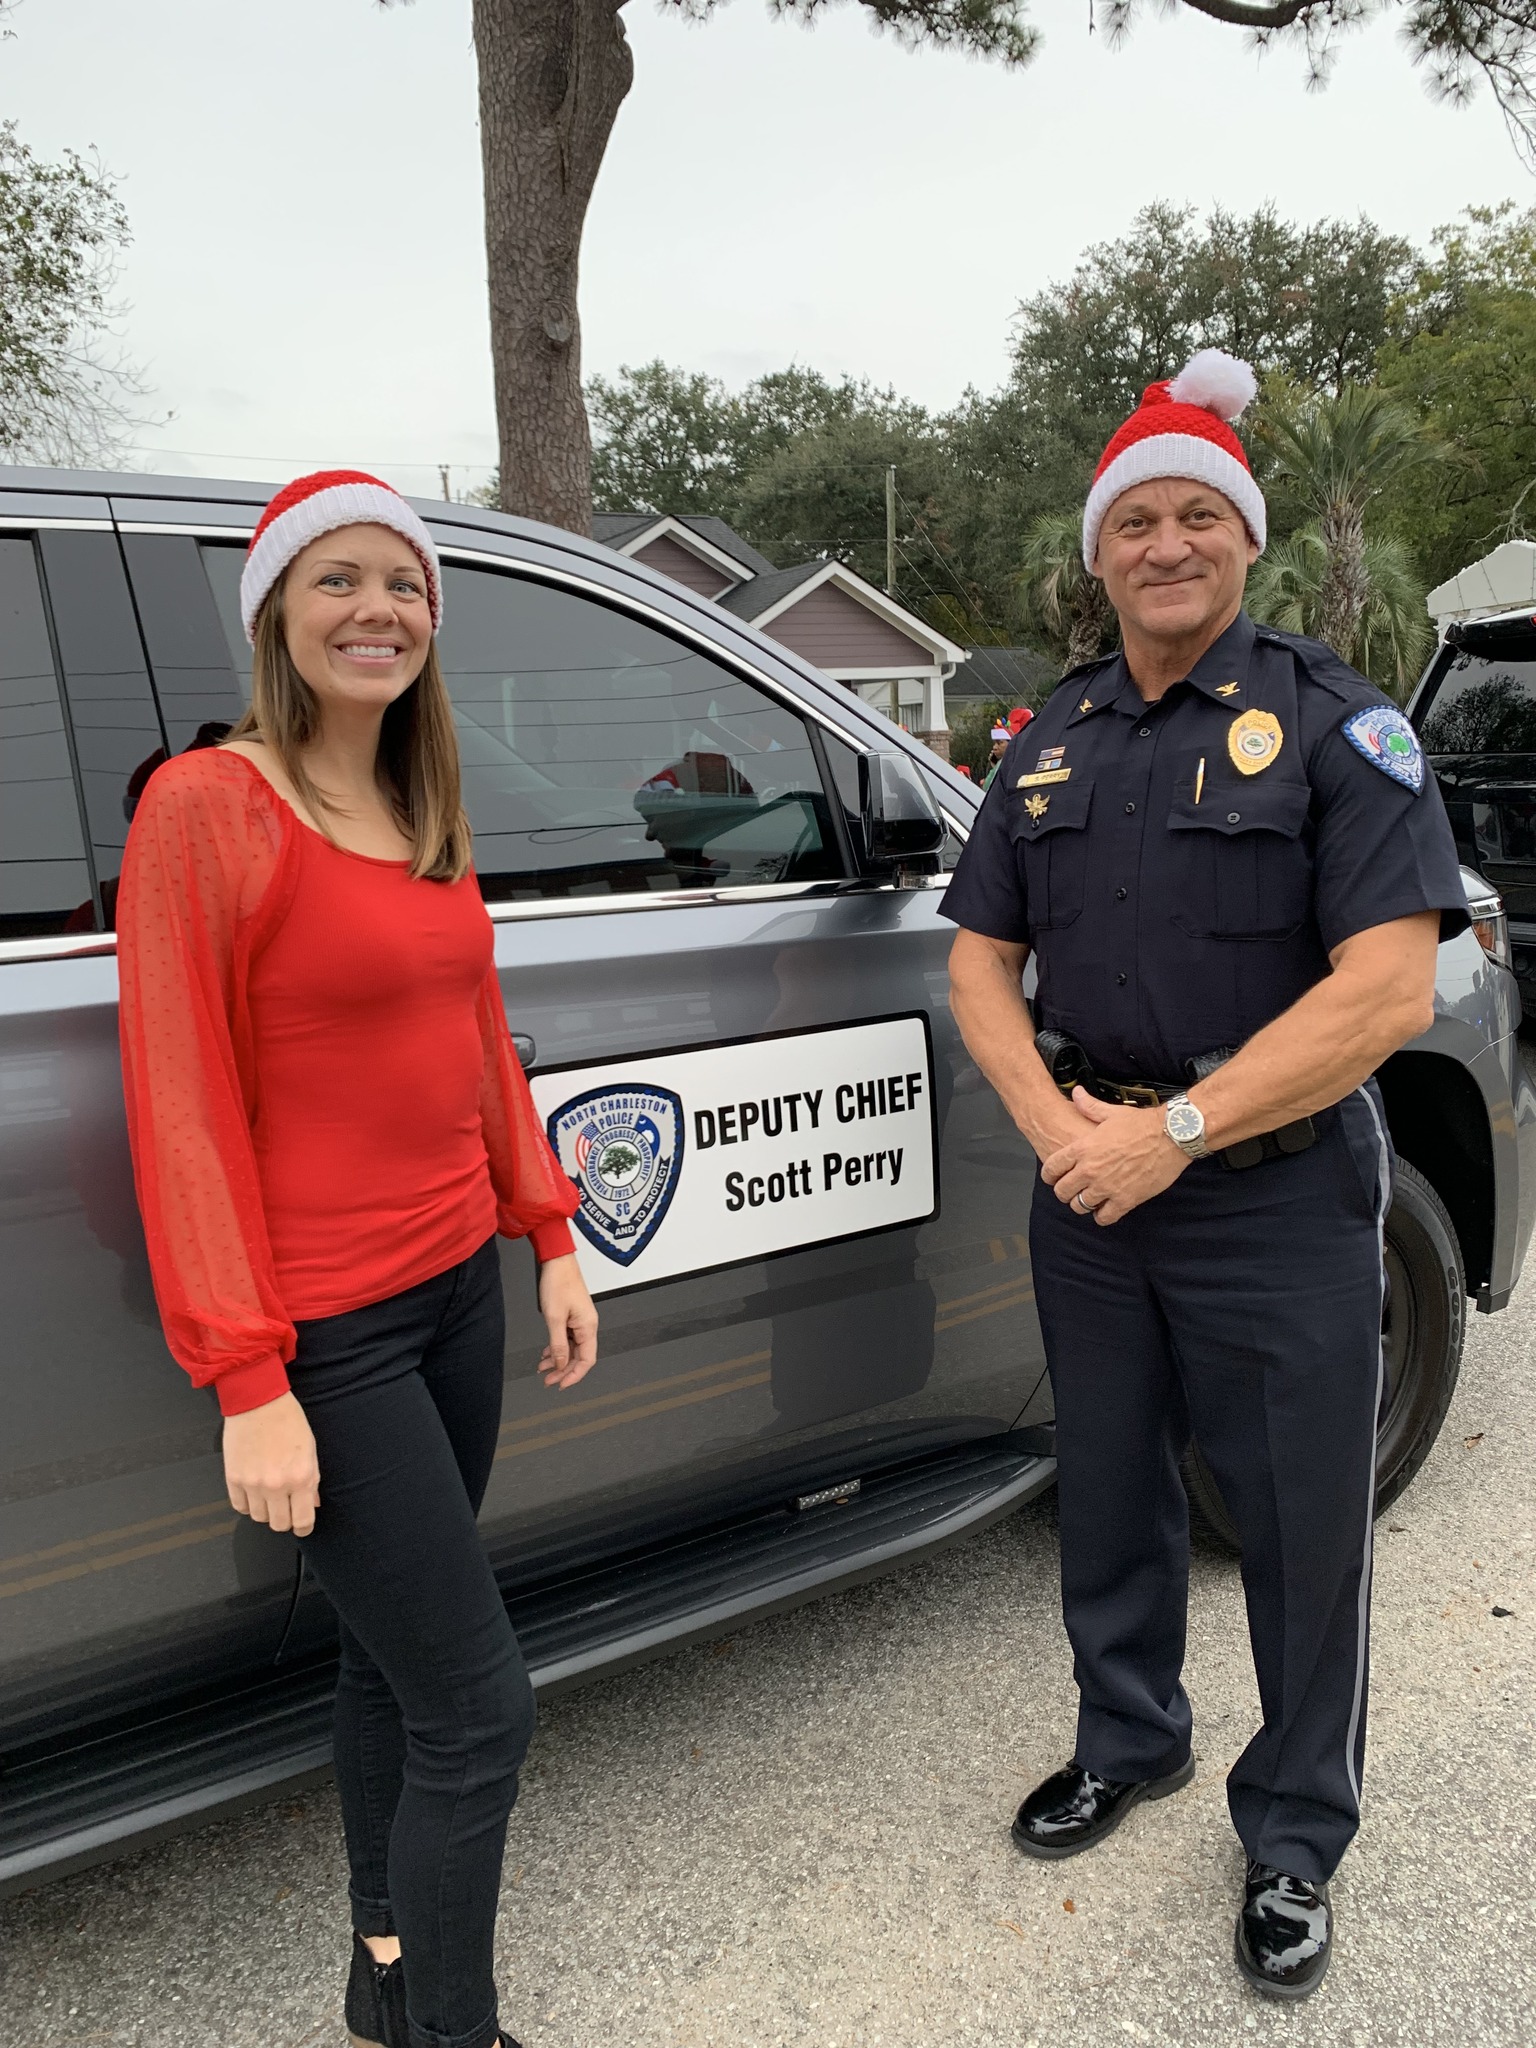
240, 469, 443, 642
1082, 349, 1265, 574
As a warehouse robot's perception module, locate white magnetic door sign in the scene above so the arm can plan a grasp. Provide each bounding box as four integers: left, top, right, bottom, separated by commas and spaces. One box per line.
530, 1015, 937, 1297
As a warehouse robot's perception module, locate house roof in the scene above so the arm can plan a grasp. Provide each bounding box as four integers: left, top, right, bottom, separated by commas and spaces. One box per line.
712, 559, 826, 621
592, 511, 777, 579
947, 645, 1059, 701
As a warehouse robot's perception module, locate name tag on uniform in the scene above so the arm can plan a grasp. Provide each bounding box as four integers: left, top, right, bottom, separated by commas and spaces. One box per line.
1017, 768, 1071, 788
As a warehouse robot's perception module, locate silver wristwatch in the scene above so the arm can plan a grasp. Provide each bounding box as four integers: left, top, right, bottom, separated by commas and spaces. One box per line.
1163, 1093, 1210, 1159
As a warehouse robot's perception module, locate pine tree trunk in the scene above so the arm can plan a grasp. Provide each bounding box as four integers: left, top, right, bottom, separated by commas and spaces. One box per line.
1316, 500, 1369, 662
473, 0, 633, 534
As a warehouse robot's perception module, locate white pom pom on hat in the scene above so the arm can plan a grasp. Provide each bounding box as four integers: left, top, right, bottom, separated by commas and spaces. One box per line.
1081, 348, 1266, 572
1166, 347, 1259, 422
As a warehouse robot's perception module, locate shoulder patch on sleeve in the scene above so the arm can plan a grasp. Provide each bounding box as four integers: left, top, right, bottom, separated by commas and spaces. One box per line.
1341, 704, 1425, 794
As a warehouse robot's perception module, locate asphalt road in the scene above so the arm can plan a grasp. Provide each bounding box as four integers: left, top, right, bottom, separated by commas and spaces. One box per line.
4, 1278, 1533, 2048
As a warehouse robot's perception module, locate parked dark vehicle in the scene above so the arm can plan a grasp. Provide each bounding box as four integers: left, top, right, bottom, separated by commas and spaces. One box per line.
1411, 609, 1536, 1008
1, 469, 1531, 1895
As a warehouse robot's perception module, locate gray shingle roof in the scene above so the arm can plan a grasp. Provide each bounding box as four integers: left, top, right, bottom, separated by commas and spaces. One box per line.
947, 645, 1059, 701
590, 511, 778, 579
712, 559, 826, 620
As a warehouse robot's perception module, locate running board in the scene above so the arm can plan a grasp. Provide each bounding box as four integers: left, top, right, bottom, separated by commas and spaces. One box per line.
0, 1432, 1053, 1896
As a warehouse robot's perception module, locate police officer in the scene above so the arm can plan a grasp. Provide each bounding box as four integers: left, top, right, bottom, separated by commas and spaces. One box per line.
941, 350, 1468, 1998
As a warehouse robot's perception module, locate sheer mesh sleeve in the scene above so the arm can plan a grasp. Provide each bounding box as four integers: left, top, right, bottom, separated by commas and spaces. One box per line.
117, 751, 300, 1416
476, 964, 579, 1262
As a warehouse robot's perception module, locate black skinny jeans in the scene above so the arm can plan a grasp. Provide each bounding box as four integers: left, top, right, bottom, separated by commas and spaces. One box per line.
289, 1236, 533, 2048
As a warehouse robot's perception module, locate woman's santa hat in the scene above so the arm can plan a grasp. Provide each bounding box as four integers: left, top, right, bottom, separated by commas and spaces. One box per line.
1081, 349, 1265, 574
239, 470, 443, 642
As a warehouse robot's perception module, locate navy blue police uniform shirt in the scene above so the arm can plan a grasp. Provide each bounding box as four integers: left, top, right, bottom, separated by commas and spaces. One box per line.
940, 611, 1469, 1081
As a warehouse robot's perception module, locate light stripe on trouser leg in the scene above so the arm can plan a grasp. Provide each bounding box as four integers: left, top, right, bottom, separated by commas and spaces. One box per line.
1343, 1084, 1392, 1812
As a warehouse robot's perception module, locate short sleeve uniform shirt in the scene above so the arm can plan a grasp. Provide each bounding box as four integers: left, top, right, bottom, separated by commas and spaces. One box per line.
939, 612, 1468, 1080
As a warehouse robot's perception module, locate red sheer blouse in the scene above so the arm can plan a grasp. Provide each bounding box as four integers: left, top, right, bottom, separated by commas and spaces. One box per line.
117, 749, 577, 1418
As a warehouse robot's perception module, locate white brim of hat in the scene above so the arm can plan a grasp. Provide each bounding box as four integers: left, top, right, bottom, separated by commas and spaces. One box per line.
1082, 433, 1266, 575
240, 480, 443, 641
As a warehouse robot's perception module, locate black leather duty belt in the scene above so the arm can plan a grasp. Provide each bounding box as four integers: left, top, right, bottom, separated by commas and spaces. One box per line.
1033, 1029, 1317, 1171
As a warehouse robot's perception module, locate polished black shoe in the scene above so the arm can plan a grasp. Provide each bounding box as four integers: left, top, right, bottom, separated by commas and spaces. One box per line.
345, 1932, 407, 2048
1010, 1755, 1195, 1859
1234, 1861, 1332, 1999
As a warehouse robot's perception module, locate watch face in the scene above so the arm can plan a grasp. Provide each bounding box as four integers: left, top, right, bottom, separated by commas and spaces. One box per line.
1167, 1102, 1203, 1144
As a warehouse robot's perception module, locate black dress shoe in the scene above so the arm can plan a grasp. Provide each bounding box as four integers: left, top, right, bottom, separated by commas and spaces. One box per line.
1234, 1861, 1332, 1999
1011, 1755, 1195, 1859
345, 1931, 407, 2048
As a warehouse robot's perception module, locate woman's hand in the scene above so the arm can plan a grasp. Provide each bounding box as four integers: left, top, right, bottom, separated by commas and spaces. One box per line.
223, 1391, 321, 1536
537, 1253, 599, 1390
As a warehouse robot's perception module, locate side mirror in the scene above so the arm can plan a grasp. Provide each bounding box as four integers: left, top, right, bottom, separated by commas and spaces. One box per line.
857, 750, 945, 878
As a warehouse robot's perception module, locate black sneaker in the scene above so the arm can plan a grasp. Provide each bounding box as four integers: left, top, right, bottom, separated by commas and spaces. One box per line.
1234, 1861, 1332, 1999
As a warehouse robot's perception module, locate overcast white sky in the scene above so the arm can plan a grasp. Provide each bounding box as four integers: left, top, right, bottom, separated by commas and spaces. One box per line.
5, 0, 1529, 500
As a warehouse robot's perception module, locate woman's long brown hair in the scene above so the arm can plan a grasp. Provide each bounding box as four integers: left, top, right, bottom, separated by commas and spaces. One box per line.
227, 582, 472, 883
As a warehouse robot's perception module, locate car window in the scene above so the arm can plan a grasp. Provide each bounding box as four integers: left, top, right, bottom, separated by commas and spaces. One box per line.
1418, 638, 1536, 753
0, 536, 93, 937
199, 543, 254, 699
435, 565, 845, 900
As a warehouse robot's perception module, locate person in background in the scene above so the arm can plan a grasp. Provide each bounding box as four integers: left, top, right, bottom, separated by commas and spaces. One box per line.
117, 471, 597, 2048
981, 724, 1012, 790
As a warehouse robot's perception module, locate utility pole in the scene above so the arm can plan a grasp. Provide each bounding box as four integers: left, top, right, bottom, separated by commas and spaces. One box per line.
439, 465, 452, 502
885, 465, 897, 595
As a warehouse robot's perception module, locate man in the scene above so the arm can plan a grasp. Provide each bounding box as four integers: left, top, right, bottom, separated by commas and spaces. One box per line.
940, 349, 1467, 1998
981, 724, 1012, 790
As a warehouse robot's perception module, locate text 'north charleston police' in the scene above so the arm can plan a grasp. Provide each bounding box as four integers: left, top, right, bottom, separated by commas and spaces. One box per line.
691, 1071, 926, 1150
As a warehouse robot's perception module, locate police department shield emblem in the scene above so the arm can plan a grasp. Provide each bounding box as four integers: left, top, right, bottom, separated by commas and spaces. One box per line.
545, 1084, 684, 1267
1341, 704, 1425, 794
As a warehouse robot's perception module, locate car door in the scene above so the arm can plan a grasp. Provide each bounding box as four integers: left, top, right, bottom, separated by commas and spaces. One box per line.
116, 516, 1046, 1620
0, 503, 298, 1766
387, 543, 1046, 1582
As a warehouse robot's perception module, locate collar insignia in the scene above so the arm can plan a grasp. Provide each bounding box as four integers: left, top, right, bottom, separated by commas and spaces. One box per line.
1216, 681, 1241, 698
1078, 697, 1093, 714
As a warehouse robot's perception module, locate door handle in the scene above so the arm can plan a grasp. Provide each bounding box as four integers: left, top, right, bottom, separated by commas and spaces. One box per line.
511, 1033, 536, 1070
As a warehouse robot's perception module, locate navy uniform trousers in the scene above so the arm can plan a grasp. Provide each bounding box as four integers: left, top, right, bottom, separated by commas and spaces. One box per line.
1029, 1084, 1391, 1884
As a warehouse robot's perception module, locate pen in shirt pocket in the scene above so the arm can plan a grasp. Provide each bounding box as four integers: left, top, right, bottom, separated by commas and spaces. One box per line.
1194, 756, 1205, 805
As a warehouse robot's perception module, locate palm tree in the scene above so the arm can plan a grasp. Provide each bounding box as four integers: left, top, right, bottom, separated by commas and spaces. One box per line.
1257, 386, 1444, 662
1247, 526, 1433, 701
1017, 512, 1117, 668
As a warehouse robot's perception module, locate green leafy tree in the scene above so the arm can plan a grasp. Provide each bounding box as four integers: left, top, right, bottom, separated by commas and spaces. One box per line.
0, 120, 148, 463
1247, 526, 1433, 697
1257, 385, 1445, 660
1016, 511, 1118, 667
1376, 206, 1536, 588
1007, 204, 1415, 477
587, 359, 896, 521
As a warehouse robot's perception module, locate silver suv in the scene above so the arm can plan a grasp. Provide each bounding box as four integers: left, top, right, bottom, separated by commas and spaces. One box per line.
1, 468, 1530, 1895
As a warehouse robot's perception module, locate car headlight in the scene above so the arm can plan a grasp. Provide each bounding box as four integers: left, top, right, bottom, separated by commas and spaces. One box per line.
1461, 868, 1511, 969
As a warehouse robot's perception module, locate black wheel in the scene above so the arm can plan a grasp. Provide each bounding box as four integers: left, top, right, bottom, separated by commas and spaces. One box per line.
1182, 1160, 1466, 1552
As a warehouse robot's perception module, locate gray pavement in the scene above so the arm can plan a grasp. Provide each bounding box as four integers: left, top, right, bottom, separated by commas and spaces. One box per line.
3, 1281, 1532, 2048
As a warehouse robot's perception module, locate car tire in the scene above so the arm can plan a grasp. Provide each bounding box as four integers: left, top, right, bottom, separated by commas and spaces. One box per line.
1181, 1160, 1466, 1552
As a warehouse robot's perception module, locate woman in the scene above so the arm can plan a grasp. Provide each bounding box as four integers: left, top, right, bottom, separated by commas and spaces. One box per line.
118, 470, 598, 2048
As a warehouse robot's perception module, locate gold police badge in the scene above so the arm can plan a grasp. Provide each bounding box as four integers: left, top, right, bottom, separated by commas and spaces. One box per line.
1227, 708, 1283, 776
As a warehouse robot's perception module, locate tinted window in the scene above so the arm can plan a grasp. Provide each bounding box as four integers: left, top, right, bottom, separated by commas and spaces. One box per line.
0, 537, 92, 936
199, 543, 254, 698
1419, 639, 1536, 753
435, 567, 844, 899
